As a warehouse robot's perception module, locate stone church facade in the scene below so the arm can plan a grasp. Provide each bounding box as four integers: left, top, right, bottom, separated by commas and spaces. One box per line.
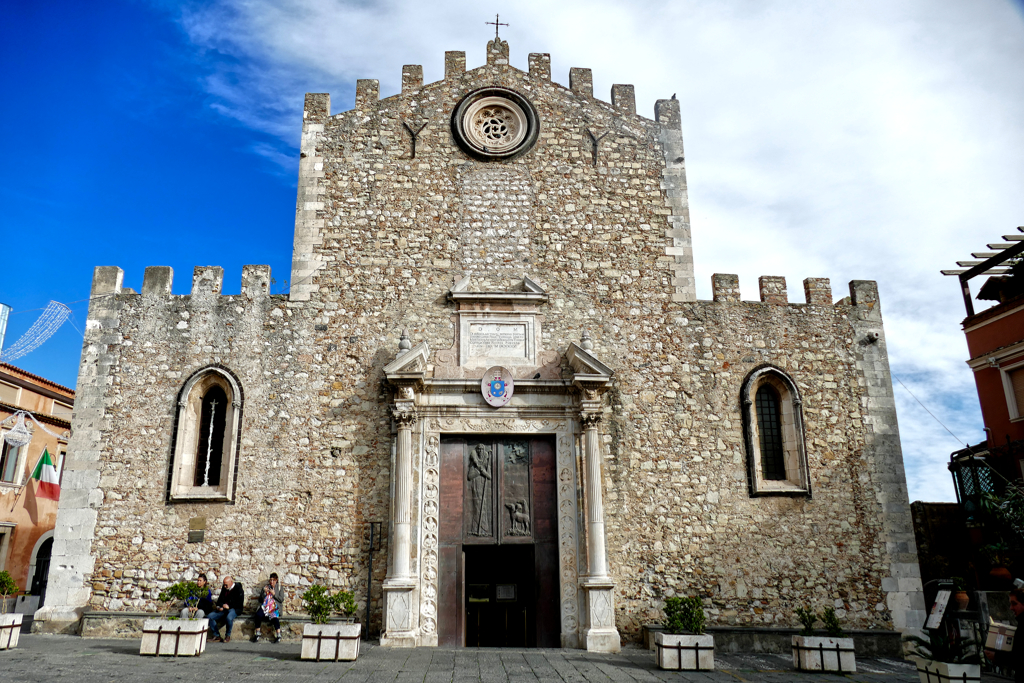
36, 37, 925, 649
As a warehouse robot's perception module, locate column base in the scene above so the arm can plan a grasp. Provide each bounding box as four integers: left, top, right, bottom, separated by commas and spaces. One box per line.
582, 577, 620, 653
585, 629, 621, 653
380, 578, 418, 648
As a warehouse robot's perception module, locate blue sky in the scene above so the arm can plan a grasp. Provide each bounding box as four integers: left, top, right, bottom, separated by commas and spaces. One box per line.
0, 0, 298, 386
2, 0, 1024, 503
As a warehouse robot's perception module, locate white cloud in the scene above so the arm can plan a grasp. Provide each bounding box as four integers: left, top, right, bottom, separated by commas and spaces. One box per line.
174, 0, 1024, 502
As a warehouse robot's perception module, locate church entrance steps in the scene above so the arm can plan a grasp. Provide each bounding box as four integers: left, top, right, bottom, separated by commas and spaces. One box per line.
78, 610, 360, 642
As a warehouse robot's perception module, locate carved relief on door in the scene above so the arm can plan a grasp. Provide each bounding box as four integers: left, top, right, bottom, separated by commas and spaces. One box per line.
463, 440, 533, 544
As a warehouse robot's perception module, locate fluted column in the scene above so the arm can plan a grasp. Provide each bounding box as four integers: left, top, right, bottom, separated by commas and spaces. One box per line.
582, 412, 609, 579
381, 397, 419, 647
579, 403, 620, 653
391, 404, 416, 580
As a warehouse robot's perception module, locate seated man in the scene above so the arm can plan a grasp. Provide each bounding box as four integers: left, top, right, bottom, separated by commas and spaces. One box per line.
207, 575, 244, 642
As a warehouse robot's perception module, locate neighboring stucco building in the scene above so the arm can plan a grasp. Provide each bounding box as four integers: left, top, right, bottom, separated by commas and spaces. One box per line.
934, 228, 1024, 588
0, 362, 72, 613
37, 37, 924, 648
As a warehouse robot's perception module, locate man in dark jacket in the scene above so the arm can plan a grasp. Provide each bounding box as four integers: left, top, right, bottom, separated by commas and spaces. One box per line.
208, 575, 244, 642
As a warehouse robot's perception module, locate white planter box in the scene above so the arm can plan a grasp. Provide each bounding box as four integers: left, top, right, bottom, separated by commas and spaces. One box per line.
654, 632, 714, 671
792, 635, 856, 672
140, 618, 208, 657
301, 623, 361, 661
0, 613, 23, 650
911, 657, 980, 683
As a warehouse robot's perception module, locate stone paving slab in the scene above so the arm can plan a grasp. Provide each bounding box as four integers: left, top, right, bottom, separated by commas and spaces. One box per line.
0, 635, 932, 682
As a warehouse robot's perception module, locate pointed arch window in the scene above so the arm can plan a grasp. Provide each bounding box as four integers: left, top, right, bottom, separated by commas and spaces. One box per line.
168, 367, 242, 502
741, 366, 810, 496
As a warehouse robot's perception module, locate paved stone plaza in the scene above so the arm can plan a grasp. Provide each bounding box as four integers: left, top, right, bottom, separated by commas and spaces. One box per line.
0, 635, 936, 682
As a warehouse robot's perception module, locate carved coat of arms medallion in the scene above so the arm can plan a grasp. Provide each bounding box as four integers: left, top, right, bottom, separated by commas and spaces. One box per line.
481, 366, 514, 407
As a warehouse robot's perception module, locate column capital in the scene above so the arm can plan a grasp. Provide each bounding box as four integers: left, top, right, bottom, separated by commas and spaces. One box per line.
580, 411, 602, 428
392, 402, 418, 427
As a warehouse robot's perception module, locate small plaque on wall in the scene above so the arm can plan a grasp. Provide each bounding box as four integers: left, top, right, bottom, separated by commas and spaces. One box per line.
187, 530, 205, 544
496, 584, 516, 602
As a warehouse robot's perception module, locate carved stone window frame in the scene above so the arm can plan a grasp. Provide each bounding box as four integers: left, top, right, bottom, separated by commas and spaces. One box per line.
167, 366, 243, 503
741, 365, 810, 497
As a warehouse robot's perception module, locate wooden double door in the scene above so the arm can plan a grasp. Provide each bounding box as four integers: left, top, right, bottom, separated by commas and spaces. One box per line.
438, 436, 560, 648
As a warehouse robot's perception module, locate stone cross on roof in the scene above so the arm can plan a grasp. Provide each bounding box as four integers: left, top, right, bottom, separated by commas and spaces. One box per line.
485, 14, 508, 40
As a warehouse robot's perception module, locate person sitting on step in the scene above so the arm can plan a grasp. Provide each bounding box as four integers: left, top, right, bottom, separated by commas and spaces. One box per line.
208, 575, 244, 642
252, 572, 284, 643
179, 573, 214, 620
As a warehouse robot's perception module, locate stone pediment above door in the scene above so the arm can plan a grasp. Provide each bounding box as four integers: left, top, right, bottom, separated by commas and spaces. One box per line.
434, 276, 561, 380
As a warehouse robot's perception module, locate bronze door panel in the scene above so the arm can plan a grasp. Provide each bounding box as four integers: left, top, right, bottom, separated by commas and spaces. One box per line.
501, 440, 533, 542
439, 438, 466, 645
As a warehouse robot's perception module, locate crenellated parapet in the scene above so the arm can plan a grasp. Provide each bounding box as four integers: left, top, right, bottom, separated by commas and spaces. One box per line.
92, 265, 276, 303
324, 48, 671, 122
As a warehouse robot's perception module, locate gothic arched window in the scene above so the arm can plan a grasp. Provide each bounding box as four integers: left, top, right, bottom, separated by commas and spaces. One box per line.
741, 366, 810, 496
755, 385, 786, 481
168, 367, 242, 502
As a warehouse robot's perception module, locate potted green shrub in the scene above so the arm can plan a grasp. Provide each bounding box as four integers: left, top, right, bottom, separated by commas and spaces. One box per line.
138, 581, 208, 657
0, 571, 22, 650
654, 596, 713, 670
791, 605, 856, 672
300, 585, 360, 661
904, 628, 981, 683
950, 576, 970, 611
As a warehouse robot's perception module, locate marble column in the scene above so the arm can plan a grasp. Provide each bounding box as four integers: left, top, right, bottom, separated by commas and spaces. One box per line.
579, 408, 621, 653
381, 401, 418, 647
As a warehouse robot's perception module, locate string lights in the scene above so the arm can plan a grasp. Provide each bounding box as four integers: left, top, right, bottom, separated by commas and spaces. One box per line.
0, 301, 71, 363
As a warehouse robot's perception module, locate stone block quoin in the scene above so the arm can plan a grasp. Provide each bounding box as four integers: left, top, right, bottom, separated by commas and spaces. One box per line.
758, 276, 788, 305
850, 279, 880, 309
611, 84, 636, 115
401, 65, 423, 94
303, 93, 330, 125
655, 98, 682, 130
91, 266, 124, 297
528, 53, 551, 80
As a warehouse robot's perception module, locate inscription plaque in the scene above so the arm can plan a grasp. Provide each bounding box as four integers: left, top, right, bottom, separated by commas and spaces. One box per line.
468, 323, 527, 359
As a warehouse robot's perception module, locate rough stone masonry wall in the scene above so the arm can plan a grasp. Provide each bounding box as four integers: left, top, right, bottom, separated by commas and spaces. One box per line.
599, 276, 924, 640
40, 264, 397, 627
41, 43, 921, 639
291, 48, 919, 636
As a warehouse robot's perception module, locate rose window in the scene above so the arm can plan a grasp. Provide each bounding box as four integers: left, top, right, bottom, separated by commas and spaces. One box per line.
453, 90, 537, 159
473, 105, 519, 148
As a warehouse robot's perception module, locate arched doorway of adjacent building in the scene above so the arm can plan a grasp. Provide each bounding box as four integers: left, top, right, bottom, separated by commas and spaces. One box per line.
28, 534, 53, 607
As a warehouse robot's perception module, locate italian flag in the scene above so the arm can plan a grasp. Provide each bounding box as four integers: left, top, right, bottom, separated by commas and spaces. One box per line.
31, 448, 60, 500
